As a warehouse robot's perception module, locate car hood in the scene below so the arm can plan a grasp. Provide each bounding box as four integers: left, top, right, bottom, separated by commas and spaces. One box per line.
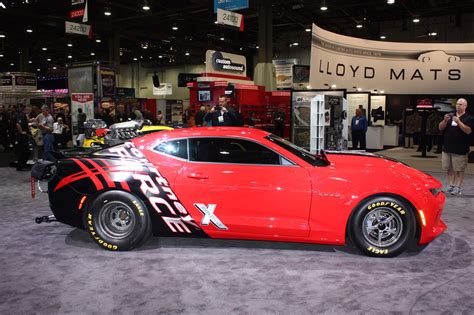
323, 151, 441, 189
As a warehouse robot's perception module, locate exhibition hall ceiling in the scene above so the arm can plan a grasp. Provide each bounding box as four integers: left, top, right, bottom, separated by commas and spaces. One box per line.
1, 0, 474, 73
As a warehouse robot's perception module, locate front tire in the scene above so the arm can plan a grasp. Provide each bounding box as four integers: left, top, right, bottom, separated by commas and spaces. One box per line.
349, 195, 416, 257
84, 191, 151, 251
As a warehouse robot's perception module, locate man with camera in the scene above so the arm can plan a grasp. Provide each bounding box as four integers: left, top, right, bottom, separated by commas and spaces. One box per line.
204, 95, 235, 127
438, 98, 474, 195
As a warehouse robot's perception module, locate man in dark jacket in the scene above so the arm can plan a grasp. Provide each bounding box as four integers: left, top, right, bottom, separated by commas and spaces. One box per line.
351, 108, 368, 150
204, 96, 235, 127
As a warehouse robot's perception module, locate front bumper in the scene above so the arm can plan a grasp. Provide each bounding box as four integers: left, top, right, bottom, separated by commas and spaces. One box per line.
419, 191, 447, 244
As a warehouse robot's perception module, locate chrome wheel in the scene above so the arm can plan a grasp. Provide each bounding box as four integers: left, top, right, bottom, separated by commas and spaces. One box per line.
99, 201, 136, 239
362, 208, 403, 248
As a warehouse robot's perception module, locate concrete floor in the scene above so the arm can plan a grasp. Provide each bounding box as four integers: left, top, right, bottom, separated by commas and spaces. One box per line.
0, 148, 473, 314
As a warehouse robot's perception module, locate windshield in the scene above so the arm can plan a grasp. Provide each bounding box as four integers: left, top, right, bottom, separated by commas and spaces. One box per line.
265, 135, 328, 166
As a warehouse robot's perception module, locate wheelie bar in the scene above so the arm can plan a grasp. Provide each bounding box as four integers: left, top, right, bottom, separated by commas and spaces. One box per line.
35, 215, 57, 224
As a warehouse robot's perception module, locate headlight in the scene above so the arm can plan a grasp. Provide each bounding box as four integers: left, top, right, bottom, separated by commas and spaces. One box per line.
430, 188, 442, 196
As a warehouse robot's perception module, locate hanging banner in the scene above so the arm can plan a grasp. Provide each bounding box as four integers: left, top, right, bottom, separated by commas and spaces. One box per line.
153, 83, 173, 96
71, 93, 94, 129
273, 59, 299, 89
310, 24, 474, 94
70, 0, 88, 23
217, 8, 244, 31
214, 0, 249, 13
205, 50, 247, 77
98, 67, 116, 98
65, 21, 92, 38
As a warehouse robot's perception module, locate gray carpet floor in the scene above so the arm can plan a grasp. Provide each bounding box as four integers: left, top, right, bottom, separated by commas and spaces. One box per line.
0, 166, 473, 314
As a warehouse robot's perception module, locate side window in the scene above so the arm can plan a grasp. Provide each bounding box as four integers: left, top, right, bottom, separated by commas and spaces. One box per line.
154, 139, 188, 159
189, 138, 281, 165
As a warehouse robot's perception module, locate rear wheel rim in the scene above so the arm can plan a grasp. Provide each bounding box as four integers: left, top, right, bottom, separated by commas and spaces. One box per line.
362, 208, 403, 248
98, 201, 136, 240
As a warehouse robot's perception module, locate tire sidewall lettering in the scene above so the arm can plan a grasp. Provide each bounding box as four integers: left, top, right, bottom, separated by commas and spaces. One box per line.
367, 201, 406, 215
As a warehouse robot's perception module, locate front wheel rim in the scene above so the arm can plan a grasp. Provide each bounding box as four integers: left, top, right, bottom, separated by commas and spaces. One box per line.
362, 208, 403, 248
98, 201, 136, 240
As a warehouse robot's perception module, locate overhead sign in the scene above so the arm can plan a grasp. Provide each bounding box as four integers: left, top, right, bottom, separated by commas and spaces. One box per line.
65, 21, 92, 38
310, 24, 474, 94
214, 0, 248, 13
70, 0, 88, 22
153, 83, 173, 96
98, 67, 116, 98
15, 75, 37, 87
71, 93, 94, 130
1, 75, 13, 86
273, 59, 299, 89
217, 8, 244, 31
205, 50, 247, 77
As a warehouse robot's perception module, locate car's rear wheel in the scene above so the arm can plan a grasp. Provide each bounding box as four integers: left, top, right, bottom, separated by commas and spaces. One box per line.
349, 195, 416, 257
84, 191, 151, 251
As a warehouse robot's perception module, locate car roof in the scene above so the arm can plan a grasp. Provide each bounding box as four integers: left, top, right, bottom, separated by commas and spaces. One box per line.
135, 127, 272, 144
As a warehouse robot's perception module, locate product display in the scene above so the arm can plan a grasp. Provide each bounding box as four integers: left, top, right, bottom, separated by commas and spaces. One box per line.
32, 127, 446, 257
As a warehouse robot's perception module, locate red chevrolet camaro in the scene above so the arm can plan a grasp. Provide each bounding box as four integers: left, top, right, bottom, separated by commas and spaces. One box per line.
32, 127, 446, 257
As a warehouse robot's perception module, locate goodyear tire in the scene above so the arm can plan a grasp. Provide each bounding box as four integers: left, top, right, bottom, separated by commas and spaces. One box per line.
84, 191, 151, 251
349, 195, 416, 257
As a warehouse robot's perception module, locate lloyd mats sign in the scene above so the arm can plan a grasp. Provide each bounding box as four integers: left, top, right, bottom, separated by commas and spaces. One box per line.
310, 24, 474, 94
205, 50, 247, 77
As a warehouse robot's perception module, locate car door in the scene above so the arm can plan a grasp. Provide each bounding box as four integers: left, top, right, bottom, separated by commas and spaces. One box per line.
173, 137, 312, 239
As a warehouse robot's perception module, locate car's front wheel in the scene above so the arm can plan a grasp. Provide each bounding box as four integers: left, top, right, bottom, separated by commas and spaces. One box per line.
84, 191, 151, 251
349, 195, 416, 257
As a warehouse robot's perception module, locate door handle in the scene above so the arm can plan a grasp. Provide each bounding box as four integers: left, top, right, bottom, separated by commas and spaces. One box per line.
187, 173, 209, 180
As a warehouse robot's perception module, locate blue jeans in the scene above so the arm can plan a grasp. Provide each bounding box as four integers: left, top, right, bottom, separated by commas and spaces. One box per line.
43, 133, 54, 161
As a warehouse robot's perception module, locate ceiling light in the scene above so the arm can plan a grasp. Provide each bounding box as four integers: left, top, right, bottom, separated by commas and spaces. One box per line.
185, 52, 190, 56
220, 37, 225, 41
37, 68, 41, 72
95, 38, 101, 43
90, 52, 95, 56
142, 5, 150, 11
214, 21, 218, 24
0, 54, 3, 57
68, 55, 72, 59
47, 58, 51, 61
429, 32, 437, 36
141, 43, 148, 49
0, 2, 5, 9
380, 90, 385, 94
380, 35, 386, 39
331, 84, 337, 88
356, 24, 363, 28
172, 26, 178, 30
10, 63, 14, 66
26, 27, 33, 33
357, 88, 362, 91
42, 47, 47, 51
28, 60, 32, 64
67, 43, 73, 47
305, 28, 311, 32
292, 42, 299, 46
53, 66, 57, 70
256, 45, 259, 49
387, 0, 395, 4
320, 5, 328, 11
0, 32, 6, 38
239, 47, 243, 51
104, 7, 112, 16
133, 57, 138, 61
413, 18, 420, 23
158, 55, 163, 58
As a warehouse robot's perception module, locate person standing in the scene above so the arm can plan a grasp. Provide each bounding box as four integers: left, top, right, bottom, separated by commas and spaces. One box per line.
36, 105, 55, 160
351, 108, 368, 150
273, 109, 286, 137
438, 98, 474, 195
156, 110, 163, 125
204, 96, 235, 127
195, 106, 206, 127
76, 108, 87, 146
0, 105, 9, 152
114, 104, 128, 123
15, 105, 31, 171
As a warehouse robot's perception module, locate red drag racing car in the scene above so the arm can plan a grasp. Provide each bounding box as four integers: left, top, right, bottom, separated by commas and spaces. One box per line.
32, 127, 446, 257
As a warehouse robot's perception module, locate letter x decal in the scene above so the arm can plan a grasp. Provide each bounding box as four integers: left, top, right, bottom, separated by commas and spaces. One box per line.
194, 203, 228, 230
